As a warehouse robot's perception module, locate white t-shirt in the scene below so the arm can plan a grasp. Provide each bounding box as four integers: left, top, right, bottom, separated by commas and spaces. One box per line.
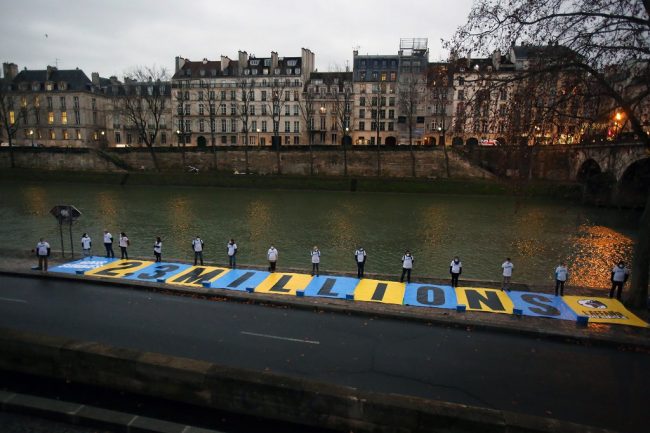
154, 241, 162, 254
402, 254, 414, 269
227, 242, 237, 256
119, 236, 129, 248
81, 236, 91, 250
555, 266, 568, 281
355, 249, 366, 263
450, 260, 462, 274
502, 261, 514, 277
36, 241, 50, 256
311, 250, 320, 263
612, 265, 629, 282
268, 247, 278, 261
103, 232, 112, 244
192, 238, 204, 252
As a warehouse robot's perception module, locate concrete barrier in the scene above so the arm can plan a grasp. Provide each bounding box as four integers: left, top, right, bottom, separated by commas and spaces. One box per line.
0, 328, 614, 433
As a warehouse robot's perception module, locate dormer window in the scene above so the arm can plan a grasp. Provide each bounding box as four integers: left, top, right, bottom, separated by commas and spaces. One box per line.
46, 82, 53, 91
200, 69, 205, 76
59, 82, 67, 90
295, 68, 301, 74
274, 68, 280, 75
244, 69, 250, 75
286, 68, 292, 75
250, 59, 260, 66
32, 82, 40, 91
287, 60, 297, 67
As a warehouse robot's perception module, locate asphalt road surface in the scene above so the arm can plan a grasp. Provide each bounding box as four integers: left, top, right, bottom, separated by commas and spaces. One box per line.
0, 275, 648, 432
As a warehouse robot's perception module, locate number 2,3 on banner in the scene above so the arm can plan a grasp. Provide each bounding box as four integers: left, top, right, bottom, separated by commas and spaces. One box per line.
85, 260, 154, 279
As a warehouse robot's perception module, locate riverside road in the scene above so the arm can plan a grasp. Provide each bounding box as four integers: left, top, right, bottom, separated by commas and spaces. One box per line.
0, 275, 647, 432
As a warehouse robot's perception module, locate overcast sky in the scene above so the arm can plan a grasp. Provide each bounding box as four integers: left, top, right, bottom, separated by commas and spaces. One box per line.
1, 0, 474, 79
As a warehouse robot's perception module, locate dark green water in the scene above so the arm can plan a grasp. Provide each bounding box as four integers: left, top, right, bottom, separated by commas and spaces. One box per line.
0, 181, 639, 289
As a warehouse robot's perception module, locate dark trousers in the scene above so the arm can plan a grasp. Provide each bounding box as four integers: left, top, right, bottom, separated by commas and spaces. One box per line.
104, 243, 114, 258
555, 280, 565, 296
229, 255, 236, 269
154, 252, 161, 262
194, 251, 203, 266
357, 262, 365, 278
451, 272, 460, 288
609, 281, 624, 300
38, 255, 48, 271
312, 263, 319, 276
400, 267, 411, 283
268, 261, 276, 272
120, 247, 128, 259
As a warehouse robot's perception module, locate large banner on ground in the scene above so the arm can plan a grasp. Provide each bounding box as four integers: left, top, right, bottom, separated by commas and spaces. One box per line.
52, 258, 648, 328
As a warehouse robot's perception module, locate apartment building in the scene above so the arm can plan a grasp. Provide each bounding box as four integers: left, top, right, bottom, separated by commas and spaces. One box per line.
2, 62, 108, 147
303, 71, 353, 145
171, 48, 315, 147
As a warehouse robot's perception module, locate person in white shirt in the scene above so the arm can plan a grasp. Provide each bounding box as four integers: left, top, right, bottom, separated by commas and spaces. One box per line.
35, 238, 51, 271
609, 261, 630, 300
119, 232, 130, 259
154, 236, 162, 262
354, 247, 367, 279
554, 262, 569, 296
192, 236, 204, 265
103, 230, 114, 258
400, 250, 414, 283
81, 233, 92, 257
450, 256, 462, 288
267, 245, 278, 272
311, 246, 321, 277
227, 239, 238, 269
501, 258, 514, 291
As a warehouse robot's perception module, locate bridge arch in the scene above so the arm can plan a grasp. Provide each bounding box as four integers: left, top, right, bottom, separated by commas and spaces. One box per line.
576, 158, 602, 183
619, 157, 650, 206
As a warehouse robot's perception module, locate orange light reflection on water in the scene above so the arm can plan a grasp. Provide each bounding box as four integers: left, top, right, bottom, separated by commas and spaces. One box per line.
568, 224, 633, 289
22, 186, 48, 216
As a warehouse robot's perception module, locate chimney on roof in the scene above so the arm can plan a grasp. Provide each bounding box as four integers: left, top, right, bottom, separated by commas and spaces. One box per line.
46, 65, 57, 81
353, 50, 358, 57
175, 56, 186, 73
492, 49, 501, 71
221, 55, 230, 71
466, 51, 471, 68
2, 62, 18, 80
91, 72, 100, 86
238, 50, 247, 74
271, 51, 278, 71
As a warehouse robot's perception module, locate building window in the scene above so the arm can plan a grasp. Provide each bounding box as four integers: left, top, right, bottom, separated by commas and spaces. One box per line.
48, 112, 54, 124
359, 121, 365, 131
49, 129, 55, 139
294, 121, 299, 132
262, 120, 267, 132
381, 72, 387, 81
284, 121, 290, 132
388, 122, 394, 131
221, 119, 226, 132
75, 111, 80, 125
199, 119, 205, 132
261, 105, 267, 115
230, 119, 237, 132
294, 136, 299, 145
115, 132, 121, 143
61, 112, 67, 125
220, 104, 226, 115
198, 91, 204, 101
59, 97, 66, 109
92, 111, 97, 123
284, 135, 290, 144
457, 90, 464, 101
221, 136, 227, 144
46, 97, 53, 109
185, 104, 190, 115
261, 90, 267, 101
185, 120, 191, 132
126, 133, 132, 144
285, 105, 291, 116
458, 77, 465, 86
231, 135, 237, 144
91, 98, 96, 110
230, 104, 236, 115
62, 129, 69, 140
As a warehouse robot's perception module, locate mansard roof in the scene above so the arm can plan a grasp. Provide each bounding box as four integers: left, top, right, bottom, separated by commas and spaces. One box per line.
12, 67, 93, 91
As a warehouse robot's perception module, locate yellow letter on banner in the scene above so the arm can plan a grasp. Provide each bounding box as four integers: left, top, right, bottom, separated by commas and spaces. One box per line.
353, 279, 405, 305
455, 287, 514, 314
168, 266, 230, 287
254, 273, 313, 296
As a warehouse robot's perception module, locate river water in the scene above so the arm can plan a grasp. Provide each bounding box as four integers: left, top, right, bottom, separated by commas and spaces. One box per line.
0, 181, 639, 290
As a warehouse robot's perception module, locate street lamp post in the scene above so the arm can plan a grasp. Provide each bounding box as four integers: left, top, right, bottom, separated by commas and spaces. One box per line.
257, 128, 261, 147
29, 129, 34, 147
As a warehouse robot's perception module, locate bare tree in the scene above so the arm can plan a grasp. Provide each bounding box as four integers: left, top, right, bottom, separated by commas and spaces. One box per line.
207, 87, 219, 170
398, 75, 423, 177
332, 82, 353, 176
428, 64, 452, 177
119, 66, 169, 172
299, 86, 316, 175
0, 78, 18, 168
267, 78, 289, 174
448, 0, 650, 307
237, 79, 255, 174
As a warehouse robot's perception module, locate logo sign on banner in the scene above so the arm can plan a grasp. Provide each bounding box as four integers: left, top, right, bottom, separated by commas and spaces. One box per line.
403, 284, 457, 309
255, 273, 313, 296
50, 257, 118, 275
122, 262, 191, 283
85, 260, 154, 279
455, 287, 514, 314
562, 296, 648, 328
302, 275, 359, 299
209, 269, 270, 291
508, 291, 577, 321
353, 279, 405, 305
167, 266, 230, 287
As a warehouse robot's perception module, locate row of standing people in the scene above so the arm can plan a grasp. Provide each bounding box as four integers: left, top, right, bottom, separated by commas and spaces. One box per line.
48, 233, 632, 299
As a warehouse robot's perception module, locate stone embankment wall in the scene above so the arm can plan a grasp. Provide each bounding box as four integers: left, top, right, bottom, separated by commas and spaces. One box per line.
0, 147, 494, 179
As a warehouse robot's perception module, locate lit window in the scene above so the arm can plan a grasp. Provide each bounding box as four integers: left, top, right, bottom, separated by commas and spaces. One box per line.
48, 112, 54, 124
9, 111, 15, 124
61, 112, 67, 125
62, 129, 69, 140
